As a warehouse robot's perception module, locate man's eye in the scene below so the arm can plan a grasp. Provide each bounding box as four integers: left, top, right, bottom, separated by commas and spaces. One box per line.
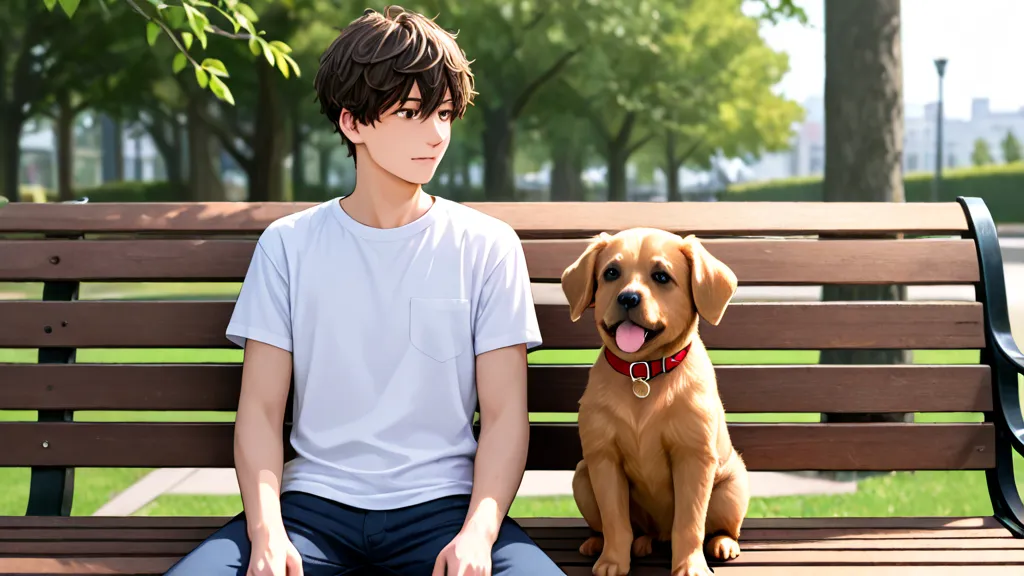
397, 109, 418, 118
439, 110, 453, 121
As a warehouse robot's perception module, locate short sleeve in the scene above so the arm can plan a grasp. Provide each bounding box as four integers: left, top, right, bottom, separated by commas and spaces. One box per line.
473, 237, 543, 355
225, 236, 292, 352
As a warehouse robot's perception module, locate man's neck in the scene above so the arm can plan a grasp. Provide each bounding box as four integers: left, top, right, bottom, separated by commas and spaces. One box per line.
340, 150, 434, 229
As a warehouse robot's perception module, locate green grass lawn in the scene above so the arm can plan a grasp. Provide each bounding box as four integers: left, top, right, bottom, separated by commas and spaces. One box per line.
1, 282, 1022, 520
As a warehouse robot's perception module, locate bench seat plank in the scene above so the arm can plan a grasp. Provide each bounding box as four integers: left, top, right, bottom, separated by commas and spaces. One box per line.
0, 422, 996, 471
0, 517, 1017, 575
0, 238, 981, 285
0, 364, 993, 414
0, 301, 986, 350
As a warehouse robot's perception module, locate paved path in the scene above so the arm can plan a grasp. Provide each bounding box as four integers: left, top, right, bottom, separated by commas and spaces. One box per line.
91, 245, 1024, 517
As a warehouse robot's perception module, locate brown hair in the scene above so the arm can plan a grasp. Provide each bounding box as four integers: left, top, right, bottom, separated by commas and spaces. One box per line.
314, 5, 476, 161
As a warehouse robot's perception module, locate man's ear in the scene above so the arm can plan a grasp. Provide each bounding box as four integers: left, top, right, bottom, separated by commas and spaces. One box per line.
338, 109, 364, 145
679, 235, 737, 326
561, 233, 611, 322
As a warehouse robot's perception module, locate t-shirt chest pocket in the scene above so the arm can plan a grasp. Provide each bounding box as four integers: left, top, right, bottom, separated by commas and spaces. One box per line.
409, 297, 472, 362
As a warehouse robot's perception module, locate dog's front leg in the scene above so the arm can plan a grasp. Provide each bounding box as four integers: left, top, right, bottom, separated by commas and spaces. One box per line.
587, 455, 633, 576
669, 447, 717, 576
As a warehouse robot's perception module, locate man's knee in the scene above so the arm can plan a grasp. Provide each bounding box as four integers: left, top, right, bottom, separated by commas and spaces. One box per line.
490, 519, 565, 575
164, 516, 249, 575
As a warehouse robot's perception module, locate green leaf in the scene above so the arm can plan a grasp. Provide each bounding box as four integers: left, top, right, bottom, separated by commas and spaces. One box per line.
269, 40, 292, 55
235, 2, 259, 23
184, 4, 208, 49
201, 58, 229, 77
146, 22, 161, 46
172, 52, 187, 74
58, 0, 80, 17
209, 75, 235, 105
43, 0, 58, 11
194, 66, 209, 89
274, 51, 290, 79
283, 53, 301, 78
248, 37, 261, 57
181, 31, 194, 50
260, 38, 274, 66
0, 196, 9, 208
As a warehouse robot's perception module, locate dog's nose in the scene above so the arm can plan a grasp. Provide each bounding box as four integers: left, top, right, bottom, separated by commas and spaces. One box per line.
617, 291, 641, 309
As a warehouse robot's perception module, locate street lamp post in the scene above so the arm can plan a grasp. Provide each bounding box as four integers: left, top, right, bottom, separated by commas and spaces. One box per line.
933, 58, 948, 202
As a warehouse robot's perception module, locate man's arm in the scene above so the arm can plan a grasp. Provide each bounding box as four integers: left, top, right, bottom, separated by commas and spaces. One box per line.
460, 342, 531, 544
234, 339, 293, 544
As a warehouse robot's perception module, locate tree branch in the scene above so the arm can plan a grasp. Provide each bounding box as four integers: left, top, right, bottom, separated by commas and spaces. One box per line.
511, 47, 582, 118
627, 131, 654, 155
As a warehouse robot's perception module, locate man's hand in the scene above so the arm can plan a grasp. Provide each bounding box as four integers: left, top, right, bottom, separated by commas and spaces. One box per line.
432, 528, 493, 576
247, 527, 304, 576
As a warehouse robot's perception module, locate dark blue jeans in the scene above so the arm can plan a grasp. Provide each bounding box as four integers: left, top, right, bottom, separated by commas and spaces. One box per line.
163, 491, 565, 575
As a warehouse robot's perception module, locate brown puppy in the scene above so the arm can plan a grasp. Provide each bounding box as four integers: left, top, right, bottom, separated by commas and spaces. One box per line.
561, 228, 749, 576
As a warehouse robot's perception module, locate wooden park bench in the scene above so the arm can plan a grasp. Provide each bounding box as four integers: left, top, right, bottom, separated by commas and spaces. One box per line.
0, 197, 1022, 574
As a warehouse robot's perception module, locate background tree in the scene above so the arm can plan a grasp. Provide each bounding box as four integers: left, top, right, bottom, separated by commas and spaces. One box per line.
1001, 130, 1021, 164
972, 138, 993, 166
820, 0, 910, 431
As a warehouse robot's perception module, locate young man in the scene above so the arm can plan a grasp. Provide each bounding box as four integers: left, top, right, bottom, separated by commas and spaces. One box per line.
163, 5, 565, 576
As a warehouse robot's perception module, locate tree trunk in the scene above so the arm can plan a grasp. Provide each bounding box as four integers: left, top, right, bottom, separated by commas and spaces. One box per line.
291, 106, 305, 198
481, 106, 515, 201
665, 132, 682, 202
56, 93, 74, 202
113, 119, 124, 181
186, 98, 225, 202
821, 0, 910, 431
0, 108, 20, 202
460, 155, 472, 197
550, 145, 585, 201
602, 112, 640, 202
318, 144, 332, 188
250, 62, 287, 202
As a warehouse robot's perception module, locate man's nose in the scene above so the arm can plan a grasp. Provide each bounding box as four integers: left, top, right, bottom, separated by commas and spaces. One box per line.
617, 291, 641, 309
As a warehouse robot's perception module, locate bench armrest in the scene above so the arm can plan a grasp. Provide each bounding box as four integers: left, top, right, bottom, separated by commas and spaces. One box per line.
993, 330, 1024, 456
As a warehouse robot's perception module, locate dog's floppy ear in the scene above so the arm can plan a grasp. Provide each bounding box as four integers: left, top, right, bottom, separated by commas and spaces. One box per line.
679, 234, 737, 326
561, 233, 611, 322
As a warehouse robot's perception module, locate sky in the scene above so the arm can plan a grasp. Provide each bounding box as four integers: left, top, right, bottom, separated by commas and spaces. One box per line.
754, 0, 1024, 120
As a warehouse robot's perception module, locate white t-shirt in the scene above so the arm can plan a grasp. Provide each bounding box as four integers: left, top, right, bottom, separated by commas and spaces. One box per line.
225, 196, 542, 510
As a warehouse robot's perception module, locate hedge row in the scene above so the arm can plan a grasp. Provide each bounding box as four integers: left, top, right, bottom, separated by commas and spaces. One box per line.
724, 163, 1024, 222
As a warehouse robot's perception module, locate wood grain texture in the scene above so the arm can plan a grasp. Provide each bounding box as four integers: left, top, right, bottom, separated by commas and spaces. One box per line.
0, 364, 992, 414
0, 301, 986, 350
0, 517, 1016, 575
0, 201, 970, 236
0, 238, 981, 285
0, 422, 994, 471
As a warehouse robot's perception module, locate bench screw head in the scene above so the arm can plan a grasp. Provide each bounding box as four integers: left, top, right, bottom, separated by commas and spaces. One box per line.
49, 256, 60, 265
43, 326, 52, 334
41, 441, 49, 448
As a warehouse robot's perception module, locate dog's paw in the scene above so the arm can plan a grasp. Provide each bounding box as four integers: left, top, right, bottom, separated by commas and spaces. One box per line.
706, 534, 740, 560
580, 536, 604, 556
631, 534, 654, 557
592, 554, 630, 576
671, 552, 713, 576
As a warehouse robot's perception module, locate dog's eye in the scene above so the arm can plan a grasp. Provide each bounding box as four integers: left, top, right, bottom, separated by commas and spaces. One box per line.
652, 271, 671, 284
603, 267, 620, 281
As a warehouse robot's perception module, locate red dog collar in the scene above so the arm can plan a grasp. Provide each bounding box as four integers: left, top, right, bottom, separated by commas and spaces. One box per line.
603, 344, 692, 398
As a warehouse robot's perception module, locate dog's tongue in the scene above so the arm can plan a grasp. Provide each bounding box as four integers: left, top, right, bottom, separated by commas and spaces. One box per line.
615, 320, 646, 354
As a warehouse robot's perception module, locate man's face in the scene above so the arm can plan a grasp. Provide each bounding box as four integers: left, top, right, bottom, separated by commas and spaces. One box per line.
340, 83, 454, 185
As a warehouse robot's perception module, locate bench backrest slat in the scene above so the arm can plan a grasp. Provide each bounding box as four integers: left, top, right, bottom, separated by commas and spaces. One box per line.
0, 300, 986, 350
0, 238, 982, 285
0, 421, 994, 471
0, 364, 992, 413
0, 201, 970, 235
